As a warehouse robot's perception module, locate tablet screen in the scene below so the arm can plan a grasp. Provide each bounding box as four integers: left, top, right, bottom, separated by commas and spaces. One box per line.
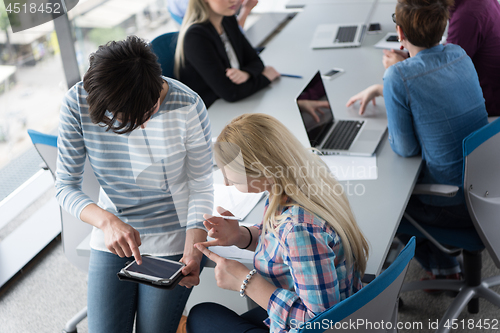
125, 256, 184, 280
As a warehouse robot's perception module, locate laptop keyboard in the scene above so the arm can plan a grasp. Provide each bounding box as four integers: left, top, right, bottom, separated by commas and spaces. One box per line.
335, 26, 358, 43
323, 120, 364, 150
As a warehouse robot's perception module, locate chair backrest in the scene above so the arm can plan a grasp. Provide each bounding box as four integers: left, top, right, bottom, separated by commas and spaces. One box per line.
150, 32, 179, 78
463, 118, 500, 269
298, 237, 415, 333
28, 129, 99, 273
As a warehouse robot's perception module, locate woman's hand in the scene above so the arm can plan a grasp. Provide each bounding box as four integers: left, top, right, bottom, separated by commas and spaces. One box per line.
346, 84, 384, 115
199, 206, 242, 247
226, 68, 250, 84
101, 214, 142, 264
194, 243, 249, 291
179, 228, 207, 288
382, 49, 409, 69
297, 99, 328, 122
262, 66, 280, 81
241, 0, 258, 11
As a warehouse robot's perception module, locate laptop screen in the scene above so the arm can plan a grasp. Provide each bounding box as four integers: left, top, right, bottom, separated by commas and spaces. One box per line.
296, 71, 335, 147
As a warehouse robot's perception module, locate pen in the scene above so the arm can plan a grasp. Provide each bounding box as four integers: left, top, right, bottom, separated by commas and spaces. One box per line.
281, 74, 303, 79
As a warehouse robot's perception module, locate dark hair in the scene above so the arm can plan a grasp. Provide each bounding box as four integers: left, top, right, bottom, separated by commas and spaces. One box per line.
83, 35, 163, 134
396, 0, 454, 48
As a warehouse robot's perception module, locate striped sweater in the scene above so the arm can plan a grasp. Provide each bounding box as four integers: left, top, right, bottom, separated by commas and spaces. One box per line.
55, 77, 213, 255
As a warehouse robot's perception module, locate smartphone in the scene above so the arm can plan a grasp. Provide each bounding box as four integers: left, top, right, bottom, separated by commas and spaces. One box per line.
321, 68, 344, 80
121, 255, 185, 285
386, 35, 399, 42
367, 23, 382, 34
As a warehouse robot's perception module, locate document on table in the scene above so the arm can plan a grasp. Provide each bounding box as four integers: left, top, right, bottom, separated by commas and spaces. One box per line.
213, 183, 265, 220
321, 155, 378, 181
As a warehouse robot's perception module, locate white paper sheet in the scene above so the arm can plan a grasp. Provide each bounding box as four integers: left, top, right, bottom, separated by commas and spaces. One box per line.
321, 155, 378, 181
213, 183, 265, 220
209, 242, 255, 262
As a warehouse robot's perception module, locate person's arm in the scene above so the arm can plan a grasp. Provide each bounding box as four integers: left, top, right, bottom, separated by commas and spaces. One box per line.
55, 85, 143, 263
80, 203, 142, 263
237, 0, 258, 29
233, 16, 267, 77
183, 24, 271, 102
179, 96, 214, 287
346, 84, 383, 115
55, 86, 94, 219
263, 223, 342, 332
447, 10, 480, 58
193, 219, 341, 331
198, 206, 260, 252
383, 66, 420, 157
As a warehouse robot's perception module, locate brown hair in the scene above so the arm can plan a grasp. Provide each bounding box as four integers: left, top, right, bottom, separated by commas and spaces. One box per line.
83, 35, 163, 134
396, 0, 454, 48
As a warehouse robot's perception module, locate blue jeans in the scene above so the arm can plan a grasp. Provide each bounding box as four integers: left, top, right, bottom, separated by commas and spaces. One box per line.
187, 302, 269, 333
397, 196, 473, 276
88, 249, 205, 333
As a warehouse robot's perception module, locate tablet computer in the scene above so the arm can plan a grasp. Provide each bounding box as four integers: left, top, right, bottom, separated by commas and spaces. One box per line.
118, 255, 185, 289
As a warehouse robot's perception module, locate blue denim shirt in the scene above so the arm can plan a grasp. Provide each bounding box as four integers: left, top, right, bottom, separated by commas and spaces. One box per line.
383, 44, 488, 206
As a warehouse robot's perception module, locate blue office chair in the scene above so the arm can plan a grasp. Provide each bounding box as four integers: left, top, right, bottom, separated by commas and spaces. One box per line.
399, 118, 500, 333
298, 237, 415, 333
28, 129, 100, 333
150, 32, 179, 78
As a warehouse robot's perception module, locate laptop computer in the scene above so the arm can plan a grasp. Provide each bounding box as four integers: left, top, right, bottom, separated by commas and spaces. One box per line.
310, 0, 378, 49
296, 71, 386, 156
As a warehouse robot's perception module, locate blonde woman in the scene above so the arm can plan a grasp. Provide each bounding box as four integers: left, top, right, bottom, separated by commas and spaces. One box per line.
174, 0, 280, 108
187, 114, 369, 333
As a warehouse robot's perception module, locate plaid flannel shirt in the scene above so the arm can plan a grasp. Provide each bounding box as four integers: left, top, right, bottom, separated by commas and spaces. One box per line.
253, 198, 363, 332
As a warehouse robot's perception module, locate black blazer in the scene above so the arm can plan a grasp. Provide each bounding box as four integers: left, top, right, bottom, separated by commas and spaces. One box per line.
178, 16, 271, 108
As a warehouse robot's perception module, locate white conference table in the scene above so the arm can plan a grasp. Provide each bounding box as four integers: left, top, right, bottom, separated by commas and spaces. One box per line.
207, 0, 421, 281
